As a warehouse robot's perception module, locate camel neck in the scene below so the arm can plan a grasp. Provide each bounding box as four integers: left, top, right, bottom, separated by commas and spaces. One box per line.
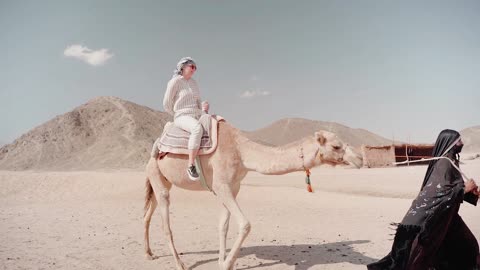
238, 137, 306, 175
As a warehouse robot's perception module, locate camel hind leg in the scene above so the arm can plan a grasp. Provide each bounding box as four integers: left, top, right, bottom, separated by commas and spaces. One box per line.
145, 158, 187, 270
144, 177, 158, 259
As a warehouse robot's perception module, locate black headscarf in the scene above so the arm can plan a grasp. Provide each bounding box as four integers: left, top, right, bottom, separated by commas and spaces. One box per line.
420, 129, 461, 189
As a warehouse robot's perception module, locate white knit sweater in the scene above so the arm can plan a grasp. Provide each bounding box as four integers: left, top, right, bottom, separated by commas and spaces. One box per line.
163, 76, 203, 119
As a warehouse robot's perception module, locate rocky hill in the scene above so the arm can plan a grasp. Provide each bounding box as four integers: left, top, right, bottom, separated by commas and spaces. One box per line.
460, 125, 480, 153
244, 118, 392, 148
0, 97, 171, 170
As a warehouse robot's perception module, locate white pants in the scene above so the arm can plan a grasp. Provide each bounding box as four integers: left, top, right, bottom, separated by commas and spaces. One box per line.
174, 115, 204, 150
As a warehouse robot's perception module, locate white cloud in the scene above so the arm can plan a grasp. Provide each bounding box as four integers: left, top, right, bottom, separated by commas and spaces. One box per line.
64, 44, 114, 66
240, 89, 271, 98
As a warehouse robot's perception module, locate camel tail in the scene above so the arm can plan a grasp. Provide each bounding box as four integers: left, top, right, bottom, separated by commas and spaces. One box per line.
144, 177, 154, 218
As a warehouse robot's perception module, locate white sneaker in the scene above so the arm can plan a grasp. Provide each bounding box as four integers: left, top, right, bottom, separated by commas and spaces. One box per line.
187, 165, 199, 181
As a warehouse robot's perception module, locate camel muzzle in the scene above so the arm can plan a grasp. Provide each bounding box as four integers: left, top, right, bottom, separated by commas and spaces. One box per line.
343, 146, 363, 168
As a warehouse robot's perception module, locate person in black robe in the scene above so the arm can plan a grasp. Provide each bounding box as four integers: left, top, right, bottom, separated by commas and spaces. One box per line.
367, 129, 480, 270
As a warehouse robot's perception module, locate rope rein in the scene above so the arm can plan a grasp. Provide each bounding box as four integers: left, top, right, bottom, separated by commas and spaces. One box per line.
393, 156, 470, 182
393, 137, 473, 182
300, 136, 471, 193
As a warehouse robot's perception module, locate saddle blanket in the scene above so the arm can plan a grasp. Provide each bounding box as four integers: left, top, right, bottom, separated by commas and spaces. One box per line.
150, 114, 224, 159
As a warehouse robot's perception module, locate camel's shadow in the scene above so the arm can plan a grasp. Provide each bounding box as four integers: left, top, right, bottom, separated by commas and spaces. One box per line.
181, 240, 376, 270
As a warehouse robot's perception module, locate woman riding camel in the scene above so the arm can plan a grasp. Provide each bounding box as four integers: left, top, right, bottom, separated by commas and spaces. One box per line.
163, 57, 209, 181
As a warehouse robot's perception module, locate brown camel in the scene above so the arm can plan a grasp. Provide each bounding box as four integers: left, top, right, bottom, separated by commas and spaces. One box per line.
144, 121, 362, 270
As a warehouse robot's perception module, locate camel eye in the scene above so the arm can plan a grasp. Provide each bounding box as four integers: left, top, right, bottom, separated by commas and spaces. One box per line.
332, 145, 342, 150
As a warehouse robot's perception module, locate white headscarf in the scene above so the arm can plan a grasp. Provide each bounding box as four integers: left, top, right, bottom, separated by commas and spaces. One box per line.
172, 57, 197, 78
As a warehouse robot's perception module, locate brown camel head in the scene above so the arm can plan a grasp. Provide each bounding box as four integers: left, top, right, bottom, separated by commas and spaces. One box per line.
304, 130, 363, 168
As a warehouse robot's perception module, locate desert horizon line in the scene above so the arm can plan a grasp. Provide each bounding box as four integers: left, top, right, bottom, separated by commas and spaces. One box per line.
0, 95, 478, 147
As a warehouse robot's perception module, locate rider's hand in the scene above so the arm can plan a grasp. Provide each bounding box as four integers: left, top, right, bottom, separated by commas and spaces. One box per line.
201, 101, 209, 113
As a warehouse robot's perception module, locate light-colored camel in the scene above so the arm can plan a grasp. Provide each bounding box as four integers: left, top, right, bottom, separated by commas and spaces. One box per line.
144, 121, 362, 270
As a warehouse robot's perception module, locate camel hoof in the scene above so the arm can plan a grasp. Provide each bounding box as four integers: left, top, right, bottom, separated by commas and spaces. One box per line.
220, 262, 235, 270
176, 262, 189, 270
145, 253, 154, 260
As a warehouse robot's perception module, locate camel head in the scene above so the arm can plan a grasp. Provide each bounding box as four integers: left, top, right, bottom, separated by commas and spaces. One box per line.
302, 130, 363, 169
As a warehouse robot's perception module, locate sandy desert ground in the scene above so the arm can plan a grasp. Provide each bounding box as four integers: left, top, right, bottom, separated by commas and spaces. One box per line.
1, 159, 480, 270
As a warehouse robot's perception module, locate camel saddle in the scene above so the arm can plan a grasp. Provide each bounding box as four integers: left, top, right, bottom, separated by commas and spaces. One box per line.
151, 114, 225, 160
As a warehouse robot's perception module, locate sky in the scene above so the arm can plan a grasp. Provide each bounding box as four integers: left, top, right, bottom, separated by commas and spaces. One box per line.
1, 0, 479, 145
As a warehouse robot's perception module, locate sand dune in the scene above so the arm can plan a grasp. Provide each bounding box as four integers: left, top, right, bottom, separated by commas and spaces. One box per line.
1, 159, 479, 269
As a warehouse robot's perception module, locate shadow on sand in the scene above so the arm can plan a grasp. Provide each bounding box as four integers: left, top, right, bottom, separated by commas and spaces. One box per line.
178, 240, 376, 270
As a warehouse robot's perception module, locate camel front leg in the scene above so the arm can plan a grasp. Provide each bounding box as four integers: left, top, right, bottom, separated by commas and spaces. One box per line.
215, 183, 250, 270
218, 183, 240, 265
218, 206, 230, 265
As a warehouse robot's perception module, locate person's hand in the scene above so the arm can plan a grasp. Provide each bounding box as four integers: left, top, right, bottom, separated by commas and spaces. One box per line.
465, 179, 478, 194
473, 185, 480, 196
201, 101, 209, 113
